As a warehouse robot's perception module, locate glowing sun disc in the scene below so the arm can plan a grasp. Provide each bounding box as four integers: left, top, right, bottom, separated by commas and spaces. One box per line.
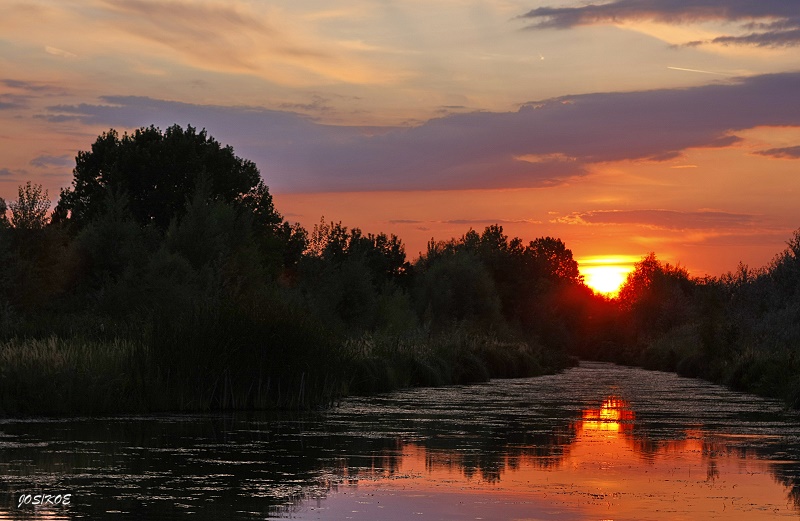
578, 256, 637, 296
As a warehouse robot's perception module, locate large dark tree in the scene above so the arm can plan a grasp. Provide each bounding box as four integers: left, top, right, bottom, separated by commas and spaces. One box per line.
56, 124, 268, 230
526, 236, 582, 284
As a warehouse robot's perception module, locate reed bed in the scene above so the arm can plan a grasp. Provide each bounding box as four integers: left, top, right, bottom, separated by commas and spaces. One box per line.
0, 335, 160, 415
343, 328, 573, 395
0, 319, 571, 416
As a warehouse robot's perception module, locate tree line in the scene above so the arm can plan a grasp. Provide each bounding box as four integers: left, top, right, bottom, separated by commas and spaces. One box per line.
0, 125, 587, 414
600, 241, 800, 406
1, 124, 798, 414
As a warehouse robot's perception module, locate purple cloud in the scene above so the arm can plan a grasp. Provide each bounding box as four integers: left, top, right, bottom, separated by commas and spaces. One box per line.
389, 218, 538, 225
0, 94, 28, 110
756, 145, 800, 159
520, 0, 800, 48
42, 72, 800, 192
279, 95, 333, 114
388, 219, 424, 224
29, 155, 73, 169
689, 29, 800, 48
559, 209, 757, 230
2, 79, 65, 94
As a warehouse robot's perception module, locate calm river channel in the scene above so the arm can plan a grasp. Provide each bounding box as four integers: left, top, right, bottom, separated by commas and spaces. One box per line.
3, 362, 800, 520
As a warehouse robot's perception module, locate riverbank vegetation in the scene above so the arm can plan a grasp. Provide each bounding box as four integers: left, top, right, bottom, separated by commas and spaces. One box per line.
0, 125, 580, 415
581, 237, 800, 407
2, 124, 799, 415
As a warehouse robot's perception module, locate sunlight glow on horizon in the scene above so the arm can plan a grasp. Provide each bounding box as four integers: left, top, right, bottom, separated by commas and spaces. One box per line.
579, 256, 638, 296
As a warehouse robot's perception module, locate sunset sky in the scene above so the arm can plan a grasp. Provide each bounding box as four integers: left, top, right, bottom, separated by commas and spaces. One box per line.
2, 0, 799, 278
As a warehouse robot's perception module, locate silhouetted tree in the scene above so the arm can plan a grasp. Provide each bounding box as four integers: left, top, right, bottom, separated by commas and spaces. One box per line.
1, 183, 75, 313
415, 225, 590, 342
299, 218, 413, 329
55, 124, 307, 278
617, 253, 660, 308
617, 252, 693, 344
0, 197, 10, 323
56, 125, 271, 231
306, 218, 410, 286
767, 228, 800, 302
526, 237, 582, 284
71, 190, 161, 312
9, 182, 50, 230
0, 197, 9, 229
416, 250, 503, 331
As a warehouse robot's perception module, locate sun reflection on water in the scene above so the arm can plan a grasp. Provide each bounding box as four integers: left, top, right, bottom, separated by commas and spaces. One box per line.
313, 395, 799, 520
580, 396, 635, 433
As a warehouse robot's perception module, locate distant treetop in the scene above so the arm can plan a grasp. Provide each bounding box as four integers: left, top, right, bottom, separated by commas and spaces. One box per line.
9, 181, 50, 230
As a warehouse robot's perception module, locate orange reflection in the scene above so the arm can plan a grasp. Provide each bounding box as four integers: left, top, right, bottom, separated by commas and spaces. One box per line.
315, 396, 800, 520
580, 396, 635, 432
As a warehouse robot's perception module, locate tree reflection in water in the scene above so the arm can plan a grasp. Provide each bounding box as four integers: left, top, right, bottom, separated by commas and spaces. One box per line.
315, 394, 800, 520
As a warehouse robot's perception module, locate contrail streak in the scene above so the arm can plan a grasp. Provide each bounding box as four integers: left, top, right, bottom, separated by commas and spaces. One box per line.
667, 66, 731, 76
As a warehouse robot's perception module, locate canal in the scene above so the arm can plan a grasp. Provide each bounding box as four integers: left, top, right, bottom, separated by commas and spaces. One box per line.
3, 362, 800, 519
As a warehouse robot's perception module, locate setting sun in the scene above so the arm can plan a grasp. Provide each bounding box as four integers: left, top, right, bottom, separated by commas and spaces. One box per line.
579, 256, 637, 296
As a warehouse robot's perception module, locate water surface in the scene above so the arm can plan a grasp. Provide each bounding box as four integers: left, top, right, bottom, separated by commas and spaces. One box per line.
2, 362, 800, 519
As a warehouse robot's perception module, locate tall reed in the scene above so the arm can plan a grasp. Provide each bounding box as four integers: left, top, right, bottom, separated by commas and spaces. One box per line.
0, 335, 159, 415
